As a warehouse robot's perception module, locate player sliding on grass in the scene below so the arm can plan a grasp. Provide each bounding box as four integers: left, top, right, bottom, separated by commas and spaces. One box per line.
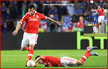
34, 47, 98, 67
13, 4, 62, 61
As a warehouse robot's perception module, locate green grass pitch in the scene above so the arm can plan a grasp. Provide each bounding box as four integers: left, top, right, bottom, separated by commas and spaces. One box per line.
1, 50, 107, 68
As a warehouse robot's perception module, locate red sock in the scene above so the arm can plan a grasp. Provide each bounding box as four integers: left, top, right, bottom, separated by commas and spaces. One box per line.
28, 49, 34, 60
84, 50, 90, 56
25, 47, 30, 51
80, 53, 92, 64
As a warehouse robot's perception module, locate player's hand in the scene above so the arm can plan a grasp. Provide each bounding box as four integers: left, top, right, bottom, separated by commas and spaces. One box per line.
56, 21, 63, 24
13, 30, 18, 36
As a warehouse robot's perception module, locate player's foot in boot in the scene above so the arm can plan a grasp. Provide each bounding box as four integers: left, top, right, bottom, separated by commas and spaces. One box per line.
91, 52, 99, 56
87, 46, 97, 51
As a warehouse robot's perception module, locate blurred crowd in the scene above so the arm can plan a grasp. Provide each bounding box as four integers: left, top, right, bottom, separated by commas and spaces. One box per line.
1, 1, 84, 33
1, 1, 107, 33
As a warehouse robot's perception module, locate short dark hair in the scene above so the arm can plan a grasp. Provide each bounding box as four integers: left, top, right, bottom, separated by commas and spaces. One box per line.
35, 55, 40, 60
28, 4, 35, 9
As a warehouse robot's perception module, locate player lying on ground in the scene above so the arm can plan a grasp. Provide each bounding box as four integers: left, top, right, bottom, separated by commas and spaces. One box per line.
34, 47, 98, 67
13, 4, 62, 62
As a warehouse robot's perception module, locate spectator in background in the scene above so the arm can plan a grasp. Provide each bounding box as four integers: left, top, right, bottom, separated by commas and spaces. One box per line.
74, 6, 83, 17
1, 2, 7, 19
47, 14, 58, 32
74, 6, 83, 22
13, 1, 19, 15
8, 3, 16, 19
42, 4, 50, 16
73, 16, 84, 32
23, 1, 27, 8
5, 8, 12, 20
56, 1, 67, 21
1, 21, 9, 33
66, 2, 74, 16
22, 3, 26, 17
62, 11, 72, 32
48, 6, 57, 16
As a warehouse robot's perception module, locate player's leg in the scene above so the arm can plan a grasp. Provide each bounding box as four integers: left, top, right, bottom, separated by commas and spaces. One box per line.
21, 33, 29, 51
80, 46, 98, 64
83, 46, 97, 55
92, 26, 95, 34
27, 34, 38, 60
93, 21, 98, 34
60, 57, 82, 67
98, 16, 102, 25
95, 20, 99, 33
93, 26, 97, 34
28, 44, 34, 60
94, 26, 98, 34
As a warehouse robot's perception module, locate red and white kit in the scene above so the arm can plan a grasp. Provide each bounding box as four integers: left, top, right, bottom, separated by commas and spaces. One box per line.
97, 8, 104, 23
42, 56, 78, 67
20, 11, 46, 48
60, 56, 77, 67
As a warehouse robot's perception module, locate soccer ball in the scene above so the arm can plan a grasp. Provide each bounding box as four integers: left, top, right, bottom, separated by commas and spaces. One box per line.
26, 60, 35, 67
90, 0, 94, 4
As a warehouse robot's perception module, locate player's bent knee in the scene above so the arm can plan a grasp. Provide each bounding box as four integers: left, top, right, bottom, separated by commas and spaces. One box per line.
29, 44, 35, 50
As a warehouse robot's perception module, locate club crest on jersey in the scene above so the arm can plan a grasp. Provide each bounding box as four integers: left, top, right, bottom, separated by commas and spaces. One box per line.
36, 15, 39, 18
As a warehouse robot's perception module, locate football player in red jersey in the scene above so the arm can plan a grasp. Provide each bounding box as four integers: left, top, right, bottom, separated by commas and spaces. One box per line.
34, 47, 98, 67
93, 5, 104, 33
96, 5, 104, 25
13, 4, 62, 61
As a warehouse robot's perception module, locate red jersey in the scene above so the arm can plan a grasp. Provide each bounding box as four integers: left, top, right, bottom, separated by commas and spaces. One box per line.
20, 11, 46, 34
76, 21, 84, 28
42, 56, 61, 67
97, 8, 104, 16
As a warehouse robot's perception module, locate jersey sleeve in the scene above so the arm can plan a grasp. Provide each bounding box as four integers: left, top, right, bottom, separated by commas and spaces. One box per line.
96, 9, 99, 12
40, 13, 46, 19
19, 14, 27, 24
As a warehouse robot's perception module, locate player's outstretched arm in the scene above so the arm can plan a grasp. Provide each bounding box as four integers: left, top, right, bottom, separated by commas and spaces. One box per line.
13, 23, 21, 36
46, 17, 62, 24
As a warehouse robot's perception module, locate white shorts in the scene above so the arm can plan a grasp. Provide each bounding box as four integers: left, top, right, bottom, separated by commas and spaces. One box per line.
21, 32, 38, 48
98, 16, 104, 23
60, 56, 77, 67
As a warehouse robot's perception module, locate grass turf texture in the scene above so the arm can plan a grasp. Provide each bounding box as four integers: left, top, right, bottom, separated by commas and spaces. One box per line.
1, 50, 107, 68
84, 33, 107, 37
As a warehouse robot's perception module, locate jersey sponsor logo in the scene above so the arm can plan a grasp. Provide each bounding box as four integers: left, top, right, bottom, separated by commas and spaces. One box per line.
29, 18, 37, 21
